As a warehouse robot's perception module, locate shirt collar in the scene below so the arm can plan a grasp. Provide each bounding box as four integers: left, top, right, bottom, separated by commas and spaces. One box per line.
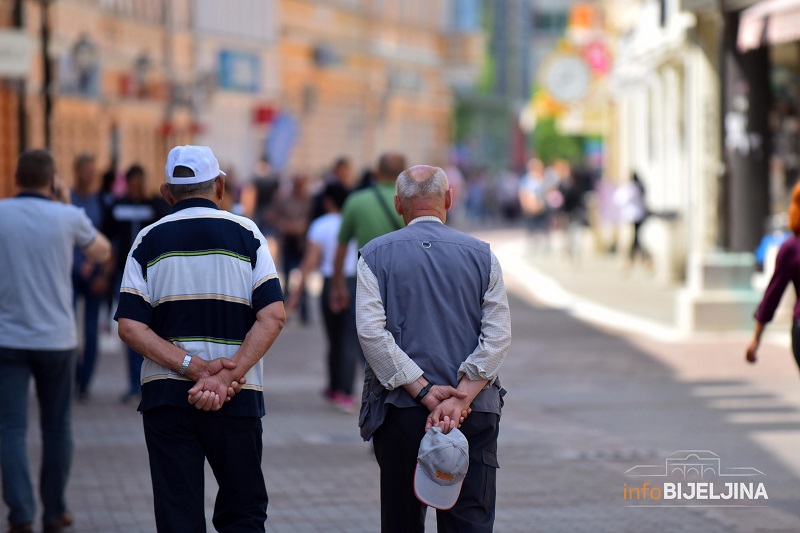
15, 192, 49, 200
172, 198, 218, 213
408, 216, 443, 225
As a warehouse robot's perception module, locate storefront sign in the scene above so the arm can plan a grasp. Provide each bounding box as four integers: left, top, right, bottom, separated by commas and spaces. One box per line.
0, 30, 33, 78
218, 50, 260, 93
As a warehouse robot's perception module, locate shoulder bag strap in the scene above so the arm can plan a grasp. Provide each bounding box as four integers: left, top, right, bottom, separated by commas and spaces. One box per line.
371, 185, 402, 231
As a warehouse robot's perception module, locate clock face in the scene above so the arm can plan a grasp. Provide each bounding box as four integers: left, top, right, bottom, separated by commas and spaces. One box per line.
541, 54, 591, 103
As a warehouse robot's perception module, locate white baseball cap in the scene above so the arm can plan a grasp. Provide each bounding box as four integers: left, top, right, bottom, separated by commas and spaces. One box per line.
414, 427, 469, 510
165, 145, 226, 184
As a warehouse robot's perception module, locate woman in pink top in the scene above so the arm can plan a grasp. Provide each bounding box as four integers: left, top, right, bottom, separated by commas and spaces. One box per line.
747, 182, 800, 369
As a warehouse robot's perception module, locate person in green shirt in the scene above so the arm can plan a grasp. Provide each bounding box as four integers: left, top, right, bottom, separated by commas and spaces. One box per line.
330, 152, 406, 312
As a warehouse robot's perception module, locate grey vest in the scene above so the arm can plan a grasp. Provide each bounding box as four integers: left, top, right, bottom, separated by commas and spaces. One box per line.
359, 220, 504, 441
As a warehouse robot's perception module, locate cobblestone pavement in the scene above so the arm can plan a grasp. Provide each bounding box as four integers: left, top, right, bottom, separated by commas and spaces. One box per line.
4, 230, 800, 532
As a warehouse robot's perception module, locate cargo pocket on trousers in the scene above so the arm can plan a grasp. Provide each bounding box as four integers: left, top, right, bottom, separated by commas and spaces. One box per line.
480, 450, 499, 509
358, 368, 382, 430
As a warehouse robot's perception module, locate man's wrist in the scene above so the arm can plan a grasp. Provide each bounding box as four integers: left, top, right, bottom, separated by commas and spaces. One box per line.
414, 380, 433, 403
177, 353, 192, 376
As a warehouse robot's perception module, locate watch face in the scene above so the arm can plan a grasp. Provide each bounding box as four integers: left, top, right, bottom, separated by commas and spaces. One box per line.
542, 54, 591, 102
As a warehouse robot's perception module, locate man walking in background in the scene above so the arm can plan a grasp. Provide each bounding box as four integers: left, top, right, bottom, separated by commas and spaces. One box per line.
71, 153, 112, 401
356, 165, 511, 532
105, 164, 159, 404
0, 149, 111, 533
330, 152, 406, 313
116, 145, 285, 532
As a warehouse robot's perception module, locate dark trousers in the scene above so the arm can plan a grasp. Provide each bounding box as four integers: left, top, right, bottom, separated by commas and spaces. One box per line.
142, 407, 268, 533
73, 275, 102, 395
0, 347, 74, 525
320, 277, 361, 396
282, 236, 308, 323
629, 220, 650, 262
372, 406, 499, 533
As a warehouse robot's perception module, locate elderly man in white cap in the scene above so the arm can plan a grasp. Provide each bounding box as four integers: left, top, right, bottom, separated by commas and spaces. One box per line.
116, 146, 286, 532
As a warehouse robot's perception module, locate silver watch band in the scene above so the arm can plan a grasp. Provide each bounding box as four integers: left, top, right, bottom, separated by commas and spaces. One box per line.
177, 354, 192, 376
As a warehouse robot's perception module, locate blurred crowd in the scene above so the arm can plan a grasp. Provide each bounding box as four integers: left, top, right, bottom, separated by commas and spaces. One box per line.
68, 149, 657, 411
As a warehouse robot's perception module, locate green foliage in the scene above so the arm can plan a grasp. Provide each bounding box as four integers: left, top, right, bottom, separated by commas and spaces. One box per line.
476, 54, 495, 94
532, 117, 585, 164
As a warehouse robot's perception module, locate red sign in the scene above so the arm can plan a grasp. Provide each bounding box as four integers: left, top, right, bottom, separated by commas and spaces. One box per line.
584, 41, 610, 74
253, 105, 275, 125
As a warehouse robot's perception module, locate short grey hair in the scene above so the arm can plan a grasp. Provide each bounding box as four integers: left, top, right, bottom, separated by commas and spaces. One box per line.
396, 166, 448, 200
168, 177, 218, 200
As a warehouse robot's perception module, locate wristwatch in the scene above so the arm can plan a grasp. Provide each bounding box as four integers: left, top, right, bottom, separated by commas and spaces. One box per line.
415, 381, 433, 403
177, 354, 192, 376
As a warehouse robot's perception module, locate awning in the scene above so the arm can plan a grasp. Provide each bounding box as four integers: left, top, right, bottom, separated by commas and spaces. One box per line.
738, 0, 800, 52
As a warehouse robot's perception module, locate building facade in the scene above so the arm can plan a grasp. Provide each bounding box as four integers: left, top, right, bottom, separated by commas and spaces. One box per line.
278, 0, 481, 174
0, 0, 480, 196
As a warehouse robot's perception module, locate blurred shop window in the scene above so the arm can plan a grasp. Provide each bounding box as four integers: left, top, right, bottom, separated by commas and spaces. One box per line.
218, 50, 260, 93
58, 35, 100, 99
98, 0, 178, 25
533, 10, 568, 36
448, 0, 480, 31
195, 0, 277, 43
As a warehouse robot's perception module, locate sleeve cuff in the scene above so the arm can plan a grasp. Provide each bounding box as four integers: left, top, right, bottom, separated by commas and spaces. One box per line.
457, 362, 497, 387
114, 291, 153, 325
78, 230, 98, 250
385, 359, 424, 391
252, 277, 284, 312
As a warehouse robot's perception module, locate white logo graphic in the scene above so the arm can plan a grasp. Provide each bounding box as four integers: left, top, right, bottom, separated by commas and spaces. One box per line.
622, 450, 768, 507
625, 450, 765, 478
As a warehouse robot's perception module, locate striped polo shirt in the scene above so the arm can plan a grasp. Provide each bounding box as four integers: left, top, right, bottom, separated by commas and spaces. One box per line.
114, 198, 283, 417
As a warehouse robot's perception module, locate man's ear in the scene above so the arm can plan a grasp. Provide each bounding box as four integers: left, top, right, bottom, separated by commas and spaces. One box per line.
215, 175, 225, 201
444, 188, 453, 211
394, 195, 403, 216
160, 183, 176, 206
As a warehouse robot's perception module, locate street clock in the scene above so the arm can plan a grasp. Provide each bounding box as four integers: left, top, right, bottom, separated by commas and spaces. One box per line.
539, 53, 591, 103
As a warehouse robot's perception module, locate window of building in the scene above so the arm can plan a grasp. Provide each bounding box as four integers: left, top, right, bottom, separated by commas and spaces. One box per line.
533, 10, 567, 36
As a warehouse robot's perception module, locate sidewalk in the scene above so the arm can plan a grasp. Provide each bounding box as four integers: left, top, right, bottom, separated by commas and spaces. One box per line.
4, 227, 800, 532
488, 227, 791, 346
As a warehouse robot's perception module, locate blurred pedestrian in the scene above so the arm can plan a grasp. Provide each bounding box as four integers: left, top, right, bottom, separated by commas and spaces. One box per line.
356, 165, 511, 532
0, 149, 111, 533
105, 164, 159, 404
442, 163, 465, 226
287, 183, 360, 412
309, 156, 353, 221
747, 182, 800, 369
330, 153, 405, 313
555, 161, 587, 261
498, 170, 521, 221
273, 173, 313, 324
239, 157, 281, 258
519, 158, 550, 251
99, 163, 118, 210
99, 163, 119, 323
356, 167, 376, 190
71, 153, 113, 401
613, 171, 652, 272
465, 171, 488, 225
116, 145, 285, 532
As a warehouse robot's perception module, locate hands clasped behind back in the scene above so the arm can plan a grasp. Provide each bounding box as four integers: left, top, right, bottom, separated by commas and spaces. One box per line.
187, 357, 247, 411
420, 385, 471, 434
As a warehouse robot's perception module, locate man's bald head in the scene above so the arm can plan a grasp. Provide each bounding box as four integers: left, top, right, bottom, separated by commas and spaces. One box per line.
396, 165, 448, 201
393, 165, 451, 224
376, 152, 407, 183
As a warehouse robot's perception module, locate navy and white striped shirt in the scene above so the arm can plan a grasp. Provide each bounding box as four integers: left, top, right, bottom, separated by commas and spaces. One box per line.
115, 198, 283, 416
